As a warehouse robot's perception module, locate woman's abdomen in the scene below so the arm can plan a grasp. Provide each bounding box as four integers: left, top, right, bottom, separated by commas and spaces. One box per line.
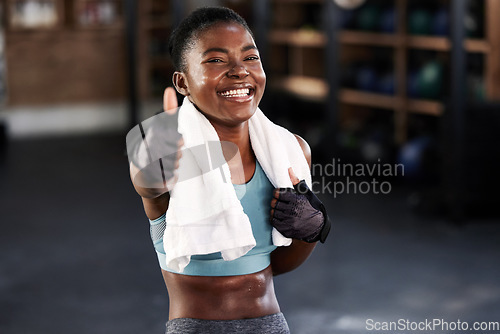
162, 265, 280, 320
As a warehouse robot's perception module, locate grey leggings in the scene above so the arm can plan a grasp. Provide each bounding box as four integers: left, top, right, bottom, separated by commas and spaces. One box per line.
165, 312, 290, 334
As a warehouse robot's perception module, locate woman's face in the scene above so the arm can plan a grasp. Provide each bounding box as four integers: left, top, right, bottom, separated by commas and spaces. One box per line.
176, 22, 266, 128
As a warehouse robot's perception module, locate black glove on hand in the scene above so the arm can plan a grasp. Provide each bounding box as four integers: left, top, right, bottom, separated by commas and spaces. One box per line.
271, 180, 331, 243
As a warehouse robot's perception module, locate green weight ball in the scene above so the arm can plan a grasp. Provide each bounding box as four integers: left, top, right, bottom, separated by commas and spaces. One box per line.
356, 5, 382, 31
416, 61, 443, 100
408, 9, 432, 35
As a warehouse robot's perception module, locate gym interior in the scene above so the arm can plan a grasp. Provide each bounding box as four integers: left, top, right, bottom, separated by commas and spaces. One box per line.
1, 0, 499, 333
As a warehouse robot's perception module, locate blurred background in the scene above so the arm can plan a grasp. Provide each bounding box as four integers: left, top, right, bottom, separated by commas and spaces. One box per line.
0, 0, 499, 333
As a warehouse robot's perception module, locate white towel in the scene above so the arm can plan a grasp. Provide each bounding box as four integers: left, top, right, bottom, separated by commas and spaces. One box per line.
164, 97, 312, 272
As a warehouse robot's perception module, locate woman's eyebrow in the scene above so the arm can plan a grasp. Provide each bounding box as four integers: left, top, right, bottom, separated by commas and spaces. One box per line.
202, 47, 228, 56
242, 44, 258, 52
202, 45, 258, 57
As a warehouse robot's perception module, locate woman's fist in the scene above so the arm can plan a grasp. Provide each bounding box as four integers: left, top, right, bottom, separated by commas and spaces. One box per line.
126, 87, 184, 198
270, 168, 331, 243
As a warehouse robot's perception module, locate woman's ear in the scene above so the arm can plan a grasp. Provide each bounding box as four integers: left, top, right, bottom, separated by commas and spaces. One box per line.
172, 72, 190, 96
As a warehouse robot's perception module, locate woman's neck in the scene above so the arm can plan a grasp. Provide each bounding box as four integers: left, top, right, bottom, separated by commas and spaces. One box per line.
212, 121, 256, 183
213, 122, 253, 161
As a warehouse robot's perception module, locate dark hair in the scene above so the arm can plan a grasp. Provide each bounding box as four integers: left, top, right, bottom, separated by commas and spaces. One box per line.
168, 7, 253, 72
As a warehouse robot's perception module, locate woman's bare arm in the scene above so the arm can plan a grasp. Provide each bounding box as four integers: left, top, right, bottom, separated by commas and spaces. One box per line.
142, 194, 170, 220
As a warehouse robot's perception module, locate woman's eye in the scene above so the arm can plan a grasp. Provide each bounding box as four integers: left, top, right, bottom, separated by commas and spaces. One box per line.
245, 56, 260, 61
207, 59, 224, 63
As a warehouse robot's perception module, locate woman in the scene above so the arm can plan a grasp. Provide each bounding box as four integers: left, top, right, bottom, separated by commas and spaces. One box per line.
129, 7, 330, 333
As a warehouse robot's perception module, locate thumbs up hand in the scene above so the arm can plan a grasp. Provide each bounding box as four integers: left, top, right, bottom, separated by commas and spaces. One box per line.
127, 87, 184, 198
270, 168, 331, 243
163, 86, 179, 114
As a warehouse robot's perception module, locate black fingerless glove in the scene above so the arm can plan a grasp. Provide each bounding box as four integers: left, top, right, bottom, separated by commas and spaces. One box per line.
271, 180, 331, 243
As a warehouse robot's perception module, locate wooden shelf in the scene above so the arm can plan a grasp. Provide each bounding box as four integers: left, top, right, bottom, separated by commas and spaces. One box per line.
271, 75, 328, 102
464, 39, 491, 53
339, 89, 399, 110
338, 30, 400, 47
407, 99, 444, 116
339, 30, 491, 53
407, 36, 491, 53
405, 35, 450, 51
338, 89, 444, 116
269, 29, 327, 47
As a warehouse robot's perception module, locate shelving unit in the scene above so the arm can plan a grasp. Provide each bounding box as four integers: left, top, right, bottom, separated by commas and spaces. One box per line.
339, 0, 499, 143
2, 0, 127, 105
268, 0, 327, 104
266, 0, 500, 145
137, 0, 174, 99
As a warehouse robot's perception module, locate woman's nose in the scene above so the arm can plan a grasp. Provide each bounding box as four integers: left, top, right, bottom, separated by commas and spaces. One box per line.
227, 63, 249, 78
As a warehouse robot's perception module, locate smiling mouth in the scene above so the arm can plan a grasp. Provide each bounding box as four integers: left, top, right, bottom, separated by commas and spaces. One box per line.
218, 88, 253, 98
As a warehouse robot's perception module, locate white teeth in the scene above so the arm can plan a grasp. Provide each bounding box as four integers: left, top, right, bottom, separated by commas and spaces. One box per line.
220, 88, 250, 97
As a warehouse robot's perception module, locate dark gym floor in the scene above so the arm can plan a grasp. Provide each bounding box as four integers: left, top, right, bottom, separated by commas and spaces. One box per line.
1, 133, 499, 334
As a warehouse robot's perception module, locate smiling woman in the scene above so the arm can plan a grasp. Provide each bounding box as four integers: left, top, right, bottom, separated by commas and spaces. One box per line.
128, 6, 331, 334
172, 21, 266, 130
